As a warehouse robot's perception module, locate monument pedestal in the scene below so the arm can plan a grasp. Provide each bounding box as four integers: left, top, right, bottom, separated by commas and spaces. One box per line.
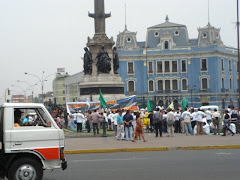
79, 74, 125, 102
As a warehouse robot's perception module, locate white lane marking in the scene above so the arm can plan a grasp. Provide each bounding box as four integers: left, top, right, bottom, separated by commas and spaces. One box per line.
71, 158, 149, 163
216, 153, 232, 155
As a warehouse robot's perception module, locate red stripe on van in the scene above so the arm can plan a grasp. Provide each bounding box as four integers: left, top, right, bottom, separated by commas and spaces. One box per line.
34, 148, 59, 160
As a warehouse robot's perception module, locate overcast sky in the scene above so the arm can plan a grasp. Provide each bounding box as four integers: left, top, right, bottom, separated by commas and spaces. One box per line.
0, 0, 238, 103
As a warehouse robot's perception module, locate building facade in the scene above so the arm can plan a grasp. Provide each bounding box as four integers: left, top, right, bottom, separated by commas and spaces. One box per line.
52, 72, 69, 106
116, 16, 238, 110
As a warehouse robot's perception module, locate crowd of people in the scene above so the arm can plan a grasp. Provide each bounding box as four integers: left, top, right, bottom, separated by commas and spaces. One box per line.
58, 105, 239, 142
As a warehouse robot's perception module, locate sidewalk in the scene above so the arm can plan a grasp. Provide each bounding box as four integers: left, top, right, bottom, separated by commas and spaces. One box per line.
64, 132, 240, 154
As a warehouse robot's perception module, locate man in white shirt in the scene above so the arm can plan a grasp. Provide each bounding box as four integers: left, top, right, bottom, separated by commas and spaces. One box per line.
174, 110, 181, 133
205, 109, 212, 124
167, 109, 175, 137
212, 109, 221, 135
181, 108, 193, 136
191, 109, 198, 132
196, 109, 206, 135
76, 110, 85, 133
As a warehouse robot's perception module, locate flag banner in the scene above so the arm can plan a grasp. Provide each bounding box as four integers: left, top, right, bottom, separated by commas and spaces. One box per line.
182, 97, 188, 110
99, 91, 107, 108
147, 98, 153, 112
66, 95, 138, 114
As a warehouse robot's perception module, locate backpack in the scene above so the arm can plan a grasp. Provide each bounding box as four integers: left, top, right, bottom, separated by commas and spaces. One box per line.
167, 113, 174, 126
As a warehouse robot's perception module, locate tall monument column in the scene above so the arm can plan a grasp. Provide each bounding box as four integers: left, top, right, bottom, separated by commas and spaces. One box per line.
79, 0, 125, 102
88, 0, 111, 36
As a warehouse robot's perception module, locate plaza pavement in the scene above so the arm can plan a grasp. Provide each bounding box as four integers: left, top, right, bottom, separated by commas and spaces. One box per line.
64, 131, 240, 154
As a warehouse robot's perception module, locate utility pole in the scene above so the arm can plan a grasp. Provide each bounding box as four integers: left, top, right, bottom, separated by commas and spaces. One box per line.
237, 0, 240, 110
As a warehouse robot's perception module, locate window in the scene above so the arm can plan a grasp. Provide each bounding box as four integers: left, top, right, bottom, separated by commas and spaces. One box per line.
165, 61, 170, 73
172, 80, 178, 91
229, 79, 232, 89
222, 78, 224, 89
201, 59, 207, 71
148, 62, 153, 73
202, 32, 208, 38
164, 41, 169, 50
182, 79, 187, 90
174, 31, 179, 36
63, 97, 65, 101
229, 60, 232, 71
128, 62, 134, 73
172, 61, 178, 72
63, 90, 65, 94
202, 78, 208, 90
221, 59, 224, 71
148, 80, 154, 92
157, 61, 163, 73
154, 32, 159, 37
182, 60, 186, 72
128, 81, 135, 92
13, 108, 51, 127
157, 80, 163, 92
127, 37, 131, 42
165, 80, 170, 93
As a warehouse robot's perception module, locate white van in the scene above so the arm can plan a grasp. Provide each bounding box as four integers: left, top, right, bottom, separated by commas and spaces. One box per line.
200, 105, 219, 112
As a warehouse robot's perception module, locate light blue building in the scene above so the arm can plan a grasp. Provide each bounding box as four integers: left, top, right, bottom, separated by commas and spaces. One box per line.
116, 16, 238, 110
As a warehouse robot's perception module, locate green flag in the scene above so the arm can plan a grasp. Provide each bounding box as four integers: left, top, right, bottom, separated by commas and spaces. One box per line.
147, 98, 153, 112
182, 97, 188, 110
99, 91, 107, 108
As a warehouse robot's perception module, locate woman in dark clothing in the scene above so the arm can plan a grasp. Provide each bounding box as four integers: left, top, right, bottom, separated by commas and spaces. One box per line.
222, 110, 235, 136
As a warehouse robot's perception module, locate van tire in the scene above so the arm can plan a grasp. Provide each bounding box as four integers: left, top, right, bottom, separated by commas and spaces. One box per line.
8, 158, 43, 180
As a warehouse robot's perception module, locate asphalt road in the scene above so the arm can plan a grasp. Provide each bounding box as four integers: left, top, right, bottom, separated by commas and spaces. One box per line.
44, 149, 240, 180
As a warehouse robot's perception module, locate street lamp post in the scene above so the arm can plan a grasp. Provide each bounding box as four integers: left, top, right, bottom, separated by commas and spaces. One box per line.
17, 80, 38, 103
25, 72, 58, 104
190, 85, 196, 108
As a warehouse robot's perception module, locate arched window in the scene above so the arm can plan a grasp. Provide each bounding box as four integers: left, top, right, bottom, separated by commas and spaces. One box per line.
148, 80, 154, 92
202, 78, 208, 90
182, 79, 187, 90
128, 81, 135, 92
164, 41, 169, 50
158, 80, 163, 92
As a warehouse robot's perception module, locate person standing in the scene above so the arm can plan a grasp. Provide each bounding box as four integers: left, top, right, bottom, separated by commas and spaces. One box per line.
191, 109, 197, 132
212, 109, 221, 135
167, 109, 175, 137
132, 113, 147, 142
123, 110, 133, 141
174, 110, 181, 133
181, 108, 193, 136
153, 108, 163, 137
148, 111, 154, 133
222, 110, 235, 136
85, 110, 92, 133
90, 110, 101, 135
116, 110, 124, 140
196, 109, 206, 135
205, 108, 212, 124
76, 110, 85, 133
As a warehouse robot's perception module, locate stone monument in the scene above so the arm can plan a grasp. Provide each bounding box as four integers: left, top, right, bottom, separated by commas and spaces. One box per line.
79, 0, 125, 101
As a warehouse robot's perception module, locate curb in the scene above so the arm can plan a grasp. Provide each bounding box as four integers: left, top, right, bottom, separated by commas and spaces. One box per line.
65, 145, 240, 154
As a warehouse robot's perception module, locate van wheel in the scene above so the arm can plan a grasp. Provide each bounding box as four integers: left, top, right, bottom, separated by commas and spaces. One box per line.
8, 158, 43, 180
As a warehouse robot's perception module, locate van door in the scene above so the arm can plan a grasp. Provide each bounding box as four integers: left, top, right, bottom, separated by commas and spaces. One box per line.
10, 107, 61, 161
